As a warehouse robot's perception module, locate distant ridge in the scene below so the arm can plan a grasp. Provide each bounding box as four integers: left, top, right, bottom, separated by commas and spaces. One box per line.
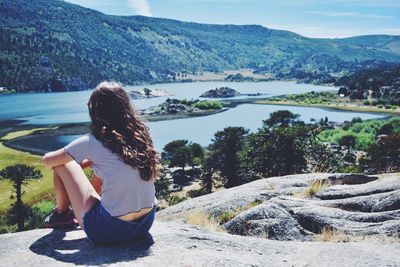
1, 0, 400, 91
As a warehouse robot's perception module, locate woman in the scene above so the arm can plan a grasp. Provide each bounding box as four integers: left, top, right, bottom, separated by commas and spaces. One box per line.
42, 81, 159, 244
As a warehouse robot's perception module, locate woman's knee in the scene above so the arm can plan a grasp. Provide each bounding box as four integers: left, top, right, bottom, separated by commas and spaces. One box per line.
54, 160, 79, 170
54, 161, 83, 177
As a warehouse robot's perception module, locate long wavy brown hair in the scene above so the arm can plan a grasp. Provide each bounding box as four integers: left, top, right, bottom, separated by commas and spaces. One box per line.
88, 81, 159, 181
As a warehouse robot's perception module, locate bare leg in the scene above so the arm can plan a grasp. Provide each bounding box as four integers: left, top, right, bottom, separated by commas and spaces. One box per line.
54, 161, 100, 228
54, 173, 70, 212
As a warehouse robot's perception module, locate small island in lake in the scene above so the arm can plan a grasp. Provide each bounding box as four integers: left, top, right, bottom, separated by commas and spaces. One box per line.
200, 87, 241, 98
200, 86, 265, 98
129, 88, 173, 99
140, 98, 225, 117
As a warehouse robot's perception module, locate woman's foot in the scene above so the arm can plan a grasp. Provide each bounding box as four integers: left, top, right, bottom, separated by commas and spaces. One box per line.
44, 208, 79, 228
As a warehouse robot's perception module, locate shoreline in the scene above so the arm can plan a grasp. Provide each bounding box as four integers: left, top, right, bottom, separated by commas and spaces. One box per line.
0, 75, 334, 95
255, 100, 400, 117
2, 86, 398, 155
0, 107, 232, 155
3, 99, 396, 156
0, 95, 275, 137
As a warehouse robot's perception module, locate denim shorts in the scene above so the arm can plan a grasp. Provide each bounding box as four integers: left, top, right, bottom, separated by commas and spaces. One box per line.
83, 201, 156, 245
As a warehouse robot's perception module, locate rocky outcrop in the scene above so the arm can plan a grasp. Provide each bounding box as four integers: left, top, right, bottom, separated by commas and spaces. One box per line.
200, 87, 241, 98
157, 173, 332, 219
140, 98, 225, 117
140, 98, 198, 116
1, 220, 400, 267
1, 173, 400, 266
158, 173, 400, 241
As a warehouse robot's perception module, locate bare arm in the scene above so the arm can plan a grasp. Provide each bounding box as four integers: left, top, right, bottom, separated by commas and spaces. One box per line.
42, 148, 74, 169
43, 146, 102, 194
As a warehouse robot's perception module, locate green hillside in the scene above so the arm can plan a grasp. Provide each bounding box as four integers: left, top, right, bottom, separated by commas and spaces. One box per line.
336, 64, 400, 105
1, 0, 400, 91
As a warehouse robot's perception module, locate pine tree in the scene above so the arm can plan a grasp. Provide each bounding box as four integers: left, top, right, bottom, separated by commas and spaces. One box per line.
0, 164, 42, 231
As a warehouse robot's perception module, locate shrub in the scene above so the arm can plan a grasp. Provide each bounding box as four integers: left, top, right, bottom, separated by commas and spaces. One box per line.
218, 210, 238, 224
338, 135, 356, 151
303, 180, 331, 197
351, 117, 363, 124
337, 165, 362, 173
28, 201, 55, 229
362, 134, 400, 173
193, 100, 223, 110
218, 200, 264, 224
248, 199, 263, 208
155, 170, 172, 199
317, 118, 400, 151
187, 188, 209, 198
0, 214, 16, 234
167, 195, 188, 206
181, 98, 193, 106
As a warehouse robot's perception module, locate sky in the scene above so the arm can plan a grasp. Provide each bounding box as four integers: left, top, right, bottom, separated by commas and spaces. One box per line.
65, 0, 400, 38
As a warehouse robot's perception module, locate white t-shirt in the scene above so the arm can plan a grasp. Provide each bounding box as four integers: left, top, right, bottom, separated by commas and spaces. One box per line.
64, 134, 156, 216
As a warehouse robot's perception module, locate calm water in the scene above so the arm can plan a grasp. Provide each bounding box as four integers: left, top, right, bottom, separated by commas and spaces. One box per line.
0, 81, 386, 151
0, 81, 334, 124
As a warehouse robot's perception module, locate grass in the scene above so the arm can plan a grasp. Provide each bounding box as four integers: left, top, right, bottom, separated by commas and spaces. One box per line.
219, 210, 239, 224
184, 210, 225, 232
167, 195, 188, 206
256, 99, 400, 115
0, 128, 56, 213
315, 226, 351, 242
292, 179, 332, 198
0, 128, 55, 141
318, 117, 400, 151
314, 226, 399, 243
193, 100, 224, 110
315, 226, 400, 243
185, 199, 264, 232
218, 200, 264, 224
255, 91, 400, 116
304, 180, 331, 197
386, 232, 400, 243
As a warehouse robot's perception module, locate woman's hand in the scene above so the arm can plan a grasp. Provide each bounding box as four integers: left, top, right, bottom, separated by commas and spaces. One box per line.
80, 159, 92, 169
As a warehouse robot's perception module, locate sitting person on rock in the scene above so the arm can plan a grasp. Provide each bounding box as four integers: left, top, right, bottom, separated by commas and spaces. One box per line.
42, 81, 159, 244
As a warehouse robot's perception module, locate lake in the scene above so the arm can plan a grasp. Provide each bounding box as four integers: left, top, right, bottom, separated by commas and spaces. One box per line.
0, 81, 387, 151
0, 81, 336, 124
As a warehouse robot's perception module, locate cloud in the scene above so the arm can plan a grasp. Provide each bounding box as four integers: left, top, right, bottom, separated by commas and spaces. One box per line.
308, 11, 393, 19
127, 0, 152, 16
379, 28, 400, 35
325, 0, 400, 8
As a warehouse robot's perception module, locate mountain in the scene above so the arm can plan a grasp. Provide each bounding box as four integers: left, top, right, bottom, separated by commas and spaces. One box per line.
1, 0, 400, 92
